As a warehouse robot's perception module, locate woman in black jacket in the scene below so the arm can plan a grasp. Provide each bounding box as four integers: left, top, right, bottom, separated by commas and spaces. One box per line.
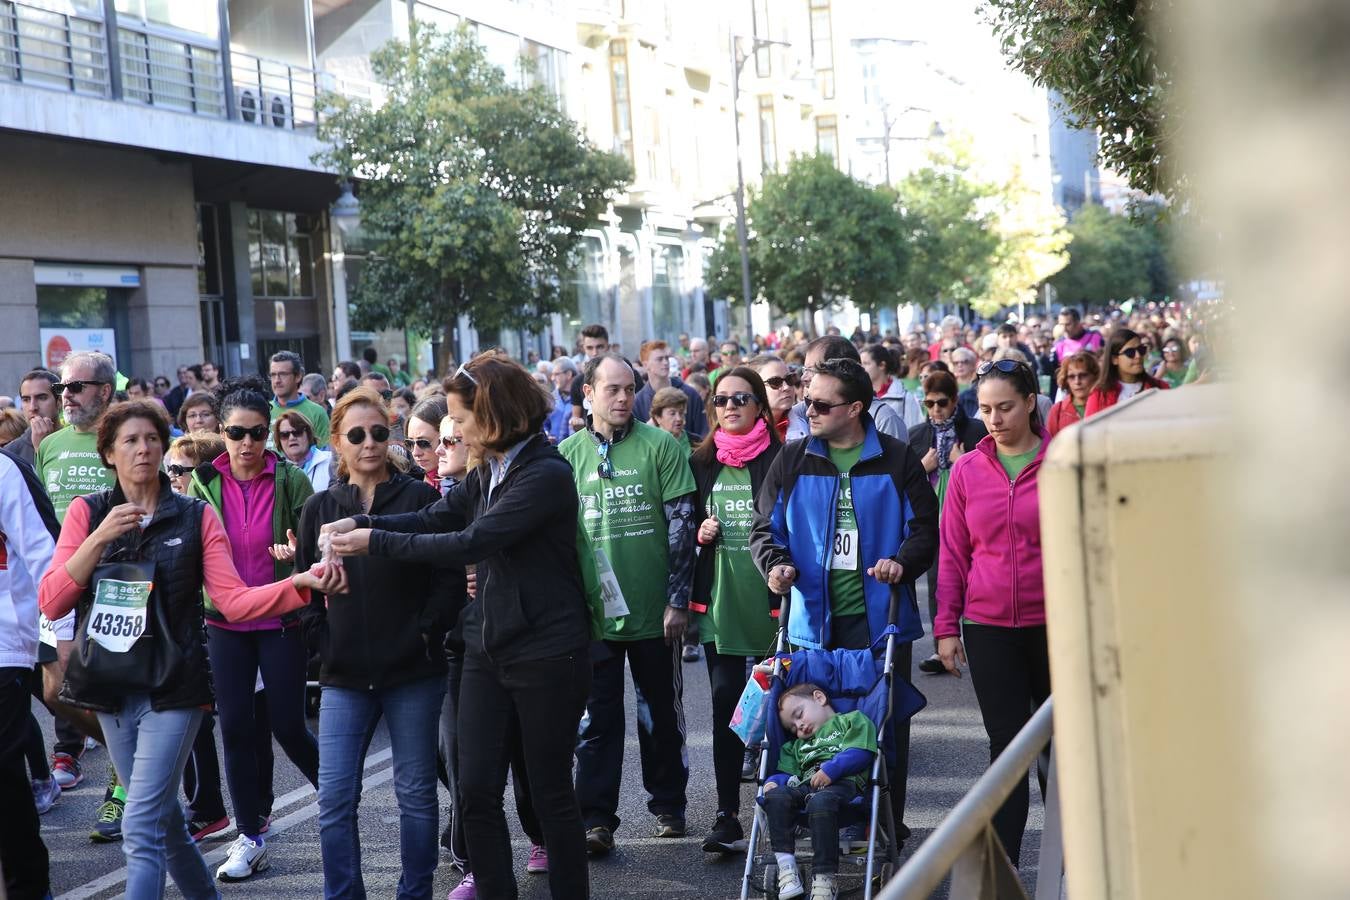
325, 355, 593, 900
294, 386, 454, 899
688, 366, 782, 855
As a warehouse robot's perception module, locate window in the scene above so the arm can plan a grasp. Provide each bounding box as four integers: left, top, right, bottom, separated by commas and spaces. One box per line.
475, 23, 521, 84
609, 40, 633, 166
816, 115, 838, 160
752, 0, 771, 77
758, 95, 776, 173
115, 0, 217, 39
650, 244, 684, 344
809, 0, 834, 100
248, 210, 314, 299
412, 3, 460, 29
524, 40, 567, 102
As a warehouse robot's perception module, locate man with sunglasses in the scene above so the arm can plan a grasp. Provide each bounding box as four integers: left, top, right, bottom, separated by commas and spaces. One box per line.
268, 350, 331, 449
633, 340, 707, 440
559, 353, 697, 855
750, 356, 938, 847
33, 351, 126, 840
784, 337, 907, 442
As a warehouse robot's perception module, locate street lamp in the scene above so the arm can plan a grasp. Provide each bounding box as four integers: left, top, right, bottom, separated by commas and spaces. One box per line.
730, 33, 791, 351
856, 105, 944, 185
329, 179, 361, 362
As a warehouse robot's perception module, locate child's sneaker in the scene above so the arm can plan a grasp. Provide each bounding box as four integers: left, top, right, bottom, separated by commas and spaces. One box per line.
526, 844, 548, 874
810, 873, 838, 900
777, 862, 804, 900
447, 872, 477, 899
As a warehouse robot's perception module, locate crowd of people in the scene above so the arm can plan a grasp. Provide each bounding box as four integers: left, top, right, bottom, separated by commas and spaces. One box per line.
0, 299, 1223, 900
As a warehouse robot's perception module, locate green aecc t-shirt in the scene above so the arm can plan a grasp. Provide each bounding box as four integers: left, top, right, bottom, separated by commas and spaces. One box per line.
777, 709, 878, 791
36, 426, 114, 522
826, 443, 866, 618
697, 464, 776, 658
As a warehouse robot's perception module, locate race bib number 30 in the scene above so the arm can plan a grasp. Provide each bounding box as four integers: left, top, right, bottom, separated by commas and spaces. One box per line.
831, 529, 858, 570
87, 578, 152, 653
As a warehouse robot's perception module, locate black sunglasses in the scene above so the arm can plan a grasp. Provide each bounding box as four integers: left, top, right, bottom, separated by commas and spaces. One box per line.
440, 435, 462, 448
712, 392, 756, 408
1117, 346, 1148, 359
52, 380, 108, 397
975, 359, 1031, 378
923, 398, 951, 409
277, 429, 307, 441
763, 374, 801, 390
596, 440, 614, 480
165, 464, 192, 477
404, 438, 435, 451
224, 424, 269, 442
345, 425, 391, 445
804, 398, 852, 416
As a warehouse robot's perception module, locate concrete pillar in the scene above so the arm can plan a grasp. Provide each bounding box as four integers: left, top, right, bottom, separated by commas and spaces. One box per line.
0, 259, 39, 391
126, 266, 201, 383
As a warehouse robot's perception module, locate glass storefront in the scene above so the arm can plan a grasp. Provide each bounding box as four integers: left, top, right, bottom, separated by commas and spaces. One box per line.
561, 235, 606, 344
37, 285, 131, 372
650, 243, 685, 345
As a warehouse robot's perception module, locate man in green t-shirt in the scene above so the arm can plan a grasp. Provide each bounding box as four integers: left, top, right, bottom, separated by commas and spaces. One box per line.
33, 350, 123, 840
560, 354, 698, 855
268, 350, 331, 448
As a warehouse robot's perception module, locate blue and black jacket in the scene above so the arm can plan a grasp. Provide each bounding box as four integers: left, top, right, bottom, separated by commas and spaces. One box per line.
749, 414, 939, 649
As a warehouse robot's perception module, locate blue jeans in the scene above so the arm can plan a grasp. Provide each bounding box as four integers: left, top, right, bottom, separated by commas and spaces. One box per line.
318, 675, 446, 900
97, 695, 219, 899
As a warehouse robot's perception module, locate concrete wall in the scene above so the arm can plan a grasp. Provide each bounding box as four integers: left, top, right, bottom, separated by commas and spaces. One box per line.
127, 268, 203, 385
0, 260, 40, 393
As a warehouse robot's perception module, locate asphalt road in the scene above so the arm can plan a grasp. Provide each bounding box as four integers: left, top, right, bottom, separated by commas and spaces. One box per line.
38, 582, 1046, 899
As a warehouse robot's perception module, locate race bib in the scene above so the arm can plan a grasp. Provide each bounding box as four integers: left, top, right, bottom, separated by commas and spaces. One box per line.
86, 578, 152, 653
594, 548, 630, 620
38, 613, 57, 648
831, 528, 858, 570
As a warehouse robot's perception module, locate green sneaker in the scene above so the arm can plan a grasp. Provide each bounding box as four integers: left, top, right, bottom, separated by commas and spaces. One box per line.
90, 795, 124, 842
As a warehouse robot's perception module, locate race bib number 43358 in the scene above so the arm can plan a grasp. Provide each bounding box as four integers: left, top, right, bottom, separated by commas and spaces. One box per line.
87, 578, 152, 653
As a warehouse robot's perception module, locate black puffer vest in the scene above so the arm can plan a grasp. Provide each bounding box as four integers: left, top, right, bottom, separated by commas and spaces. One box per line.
60, 475, 215, 713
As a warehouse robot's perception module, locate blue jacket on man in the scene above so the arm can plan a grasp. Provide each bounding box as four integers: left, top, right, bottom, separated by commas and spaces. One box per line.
749, 414, 939, 649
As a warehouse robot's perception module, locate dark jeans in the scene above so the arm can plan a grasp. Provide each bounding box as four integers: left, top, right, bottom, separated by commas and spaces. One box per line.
703, 646, 750, 815
207, 624, 318, 836
439, 651, 541, 870
575, 637, 689, 831
458, 651, 591, 900
830, 613, 912, 833
962, 623, 1051, 865
183, 698, 273, 823
0, 667, 49, 900
763, 781, 859, 875
926, 563, 940, 655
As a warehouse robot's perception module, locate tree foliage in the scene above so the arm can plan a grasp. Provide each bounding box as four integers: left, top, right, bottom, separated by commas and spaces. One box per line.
1050, 204, 1153, 304
974, 172, 1071, 316
706, 154, 907, 320
981, 0, 1174, 197
314, 24, 631, 338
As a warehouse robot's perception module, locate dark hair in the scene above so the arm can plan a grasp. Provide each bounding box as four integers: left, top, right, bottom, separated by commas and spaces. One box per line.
392, 387, 417, 409
335, 361, 361, 380
1096, 327, 1141, 393
409, 395, 448, 431
186, 364, 204, 382
271, 410, 313, 448
1059, 307, 1082, 323
921, 370, 959, 399
974, 360, 1042, 430
997, 323, 1019, 337
582, 353, 635, 388
361, 371, 391, 389
445, 352, 553, 454
1056, 350, 1102, 393
126, 377, 151, 394
777, 681, 829, 711
903, 347, 929, 378
810, 357, 873, 407
269, 350, 303, 376
96, 400, 171, 469
649, 387, 688, 420
362, 347, 378, 364
217, 376, 271, 424
862, 343, 899, 376
177, 391, 220, 431
334, 378, 360, 401
805, 335, 860, 364
20, 367, 58, 388
692, 366, 780, 465
580, 323, 609, 342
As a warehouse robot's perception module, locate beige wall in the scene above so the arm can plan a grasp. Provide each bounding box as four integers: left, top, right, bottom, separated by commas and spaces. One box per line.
0, 259, 40, 393
127, 267, 202, 385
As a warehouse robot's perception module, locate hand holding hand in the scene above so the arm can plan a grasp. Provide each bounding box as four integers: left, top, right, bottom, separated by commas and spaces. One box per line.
292, 561, 349, 596
767, 564, 797, 595
328, 528, 372, 557
867, 558, 904, 584
320, 518, 358, 538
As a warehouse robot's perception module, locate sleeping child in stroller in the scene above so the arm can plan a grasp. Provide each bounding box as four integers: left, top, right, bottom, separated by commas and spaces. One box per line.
763, 682, 879, 900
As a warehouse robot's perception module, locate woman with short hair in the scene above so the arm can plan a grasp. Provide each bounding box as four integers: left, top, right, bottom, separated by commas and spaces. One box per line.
177, 393, 220, 435
1046, 351, 1101, 437
273, 412, 331, 492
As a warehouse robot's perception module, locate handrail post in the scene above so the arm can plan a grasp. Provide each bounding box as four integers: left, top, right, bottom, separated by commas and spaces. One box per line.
101, 0, 122, 98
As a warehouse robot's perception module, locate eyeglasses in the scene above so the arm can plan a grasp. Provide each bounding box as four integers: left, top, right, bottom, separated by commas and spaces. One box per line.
453, 363, 478, 386
763, 374, 801, 390
223, 425, 269, 442
1117, 346, 1148, 359
52, 380, 108, 397
405, 438, 435, 451
804, 398, 852, 416
277, 429, 306, 440
596, 440, 614, 480
975, 359, 1031, 378
440, 435, 462, 448
344, 425, 391, 445
712, 392, 756, 408
923, 398, 951, 409
165, 464, 192, 477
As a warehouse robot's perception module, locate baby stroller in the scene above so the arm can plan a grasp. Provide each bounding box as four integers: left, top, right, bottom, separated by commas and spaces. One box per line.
739, 587, 926, 900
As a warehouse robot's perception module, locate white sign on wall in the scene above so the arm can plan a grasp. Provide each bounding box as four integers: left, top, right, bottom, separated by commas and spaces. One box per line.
34, 264, 140, 288
41, 328, 118, 370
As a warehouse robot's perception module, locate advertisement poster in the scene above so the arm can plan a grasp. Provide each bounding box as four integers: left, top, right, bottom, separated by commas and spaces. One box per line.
40, 328, 117, 370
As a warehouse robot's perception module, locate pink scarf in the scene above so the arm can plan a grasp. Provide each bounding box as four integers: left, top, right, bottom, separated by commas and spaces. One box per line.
714, 418, 771, 468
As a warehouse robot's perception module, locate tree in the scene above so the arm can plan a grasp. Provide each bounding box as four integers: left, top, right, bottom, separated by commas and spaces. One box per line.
893, 149, 1001, 313
1050, 204, 1152, 304
981, 0, 1174, 197
973, 171, 1071, 317
315, 24, 631, 347
706, 154, 907, 324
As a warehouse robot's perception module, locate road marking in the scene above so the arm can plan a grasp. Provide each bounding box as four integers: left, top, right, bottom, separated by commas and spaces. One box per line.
57, 748, 394, 900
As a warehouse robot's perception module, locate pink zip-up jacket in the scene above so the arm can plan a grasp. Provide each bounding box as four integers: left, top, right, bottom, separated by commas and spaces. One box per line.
933, 429, 1049, 639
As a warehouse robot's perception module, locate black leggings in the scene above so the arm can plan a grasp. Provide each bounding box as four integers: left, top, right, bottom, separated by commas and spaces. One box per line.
703, 647, 751, 815
962, 623, 1051, 866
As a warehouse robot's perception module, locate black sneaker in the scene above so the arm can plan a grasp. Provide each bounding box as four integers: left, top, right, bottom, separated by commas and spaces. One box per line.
701, 812, 746, 854
918, 654, 947, 675
90, 795, 124, 842
585, 825, 614, 856
654, 814, 686, 838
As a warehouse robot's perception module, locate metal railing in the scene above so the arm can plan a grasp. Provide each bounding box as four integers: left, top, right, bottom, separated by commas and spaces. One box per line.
118, 23, 224, 116
878, 698, 1065, 900
0, 0, 108, 96
230, 49, 322, 130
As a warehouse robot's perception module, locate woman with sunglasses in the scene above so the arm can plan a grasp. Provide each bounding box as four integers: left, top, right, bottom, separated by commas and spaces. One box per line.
748, 355, 799, 441
934, 357, 1051, 866
1153, 336, 1190, 389
293, 386, 454, 899
186, 382, 317, 881
689, 367, 782, 855
1084, 328, 1170, 417
404, 396, 448, 490
274, 411, 332, 492
1046, 351, 1101, 438
907, 369, 987, 676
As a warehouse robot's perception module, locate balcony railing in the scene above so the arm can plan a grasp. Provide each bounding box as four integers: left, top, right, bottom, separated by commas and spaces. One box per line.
118, 24, 225, 117
0, 0, 108, 96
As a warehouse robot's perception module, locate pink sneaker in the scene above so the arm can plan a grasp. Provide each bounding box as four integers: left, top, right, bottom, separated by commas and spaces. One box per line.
448, 872, 476, 900
527, 843, 548, 874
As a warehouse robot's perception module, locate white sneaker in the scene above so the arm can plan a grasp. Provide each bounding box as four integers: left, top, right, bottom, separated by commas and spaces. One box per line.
31, 777, 61, 814
810, 873, 838, 900
217, 834, 268, 881
777, 862, 804, 899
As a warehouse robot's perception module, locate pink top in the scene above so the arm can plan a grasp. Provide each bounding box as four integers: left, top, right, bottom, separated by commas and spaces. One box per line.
39, 497, 308, 624
211, 453, 282, 631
